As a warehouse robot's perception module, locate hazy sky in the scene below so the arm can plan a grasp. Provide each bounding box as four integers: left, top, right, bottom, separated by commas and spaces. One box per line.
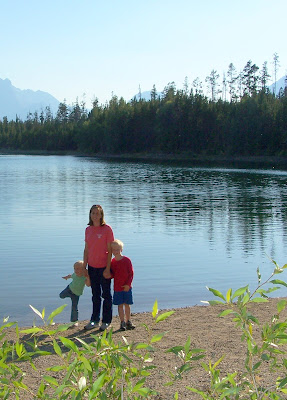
1, 0, 286, 106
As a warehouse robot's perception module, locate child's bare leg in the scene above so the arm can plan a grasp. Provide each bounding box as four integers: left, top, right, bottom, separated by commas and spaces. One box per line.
118, 304, 125, 322
124, 304, 131, 322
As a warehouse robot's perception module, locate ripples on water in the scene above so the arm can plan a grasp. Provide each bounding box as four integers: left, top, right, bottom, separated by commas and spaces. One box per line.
1, 155, 287, 325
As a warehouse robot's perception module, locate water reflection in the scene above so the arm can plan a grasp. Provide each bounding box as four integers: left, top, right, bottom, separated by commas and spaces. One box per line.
1, 155, 287, 325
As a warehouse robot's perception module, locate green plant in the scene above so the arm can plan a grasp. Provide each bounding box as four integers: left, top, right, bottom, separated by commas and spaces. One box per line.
0, 300, 174, 399
183, 259, 287, 399
0, 304, 68, 399
2, 261, 287, 399
165, 336, 205, 385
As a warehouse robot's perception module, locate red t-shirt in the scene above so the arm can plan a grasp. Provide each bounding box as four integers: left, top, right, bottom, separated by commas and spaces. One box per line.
111, 256, 134, 292
85, 224, 114, 268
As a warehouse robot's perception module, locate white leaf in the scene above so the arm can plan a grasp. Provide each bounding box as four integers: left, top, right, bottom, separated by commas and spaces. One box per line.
78, 376, 87, 390
29, 305, 43, 319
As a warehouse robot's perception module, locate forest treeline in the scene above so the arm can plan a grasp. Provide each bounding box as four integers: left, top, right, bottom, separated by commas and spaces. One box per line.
1, 59, 287, 157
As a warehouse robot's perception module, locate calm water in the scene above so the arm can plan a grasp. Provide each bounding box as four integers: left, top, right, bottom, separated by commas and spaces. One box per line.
1, 154, 287, 326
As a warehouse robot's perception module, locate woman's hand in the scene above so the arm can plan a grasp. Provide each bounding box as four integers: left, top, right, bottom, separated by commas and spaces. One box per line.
103, 268, 112, 279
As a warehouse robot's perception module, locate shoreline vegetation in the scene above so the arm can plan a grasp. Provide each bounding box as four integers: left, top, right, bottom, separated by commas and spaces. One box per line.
1, 83, 287, 164
3, 297, 287, 399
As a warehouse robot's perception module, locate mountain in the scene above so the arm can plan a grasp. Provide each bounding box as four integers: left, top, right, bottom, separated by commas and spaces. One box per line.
132, 91, 153, 101
268, 76, 286, 95
0, 78, 60, 121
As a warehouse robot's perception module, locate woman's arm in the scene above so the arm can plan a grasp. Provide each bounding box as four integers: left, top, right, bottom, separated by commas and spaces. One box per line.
106, 241, 112, 270
85, 270, 91, 287
83, 242, 88, 268
103, 242, 112, 278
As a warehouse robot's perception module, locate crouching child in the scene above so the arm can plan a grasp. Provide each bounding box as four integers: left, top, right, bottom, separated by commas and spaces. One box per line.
59, 260, 91, 326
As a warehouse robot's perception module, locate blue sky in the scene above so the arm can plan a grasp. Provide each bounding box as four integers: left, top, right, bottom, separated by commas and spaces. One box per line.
1, 0, 286, 106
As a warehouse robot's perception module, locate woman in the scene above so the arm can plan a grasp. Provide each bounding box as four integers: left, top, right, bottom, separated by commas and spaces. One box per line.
83, 205, 114, 331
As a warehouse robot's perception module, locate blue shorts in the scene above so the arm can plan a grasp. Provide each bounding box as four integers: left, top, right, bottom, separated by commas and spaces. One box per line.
113, 289, 133, 305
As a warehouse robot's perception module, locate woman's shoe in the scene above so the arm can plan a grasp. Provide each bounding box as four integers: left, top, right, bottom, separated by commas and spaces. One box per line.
99, 322, 110, 331
84, 321, 99, 330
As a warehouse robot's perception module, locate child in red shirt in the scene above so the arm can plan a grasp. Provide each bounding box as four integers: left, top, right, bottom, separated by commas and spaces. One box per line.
111, 239, 135, 331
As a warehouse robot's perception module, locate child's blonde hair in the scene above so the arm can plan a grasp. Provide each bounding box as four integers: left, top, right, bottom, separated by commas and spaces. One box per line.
74, 260, 85, 269
111, 239, 124, 250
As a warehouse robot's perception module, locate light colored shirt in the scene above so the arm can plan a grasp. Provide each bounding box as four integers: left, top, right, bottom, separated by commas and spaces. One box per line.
69, 273, 87, 296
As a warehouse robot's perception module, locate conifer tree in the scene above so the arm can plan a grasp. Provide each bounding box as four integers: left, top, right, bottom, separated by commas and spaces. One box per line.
227, 63, 238, 102
259, 61, 271, 92
272, 52, 280, 95
205, 70, 220, 101
242, 60, 259, 96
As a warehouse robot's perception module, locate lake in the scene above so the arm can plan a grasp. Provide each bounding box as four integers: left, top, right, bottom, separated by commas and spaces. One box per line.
1, 154, 287, 326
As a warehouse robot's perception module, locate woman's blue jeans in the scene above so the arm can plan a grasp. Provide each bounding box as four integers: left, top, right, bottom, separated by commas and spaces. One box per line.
88, 266, 112, 324
59, 285, 79, 322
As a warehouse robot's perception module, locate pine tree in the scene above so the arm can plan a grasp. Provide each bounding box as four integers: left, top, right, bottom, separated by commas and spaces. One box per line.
192, 77, 203, 96
205, 70, 220, 101
272, 52, 280, 95
242, 60, 259, 96
227, 63, 238, 102
150, 84, 158, 101
259, 61, 271, 92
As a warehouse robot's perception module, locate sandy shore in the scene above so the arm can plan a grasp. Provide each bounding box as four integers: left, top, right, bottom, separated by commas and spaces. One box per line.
3, 297, 287, 399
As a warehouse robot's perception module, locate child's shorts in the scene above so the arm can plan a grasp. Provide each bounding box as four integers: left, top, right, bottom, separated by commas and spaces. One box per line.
113, 289, 133, 305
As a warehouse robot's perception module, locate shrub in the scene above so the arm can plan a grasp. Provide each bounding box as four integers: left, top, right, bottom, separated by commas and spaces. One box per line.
1, 260, 287, 399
